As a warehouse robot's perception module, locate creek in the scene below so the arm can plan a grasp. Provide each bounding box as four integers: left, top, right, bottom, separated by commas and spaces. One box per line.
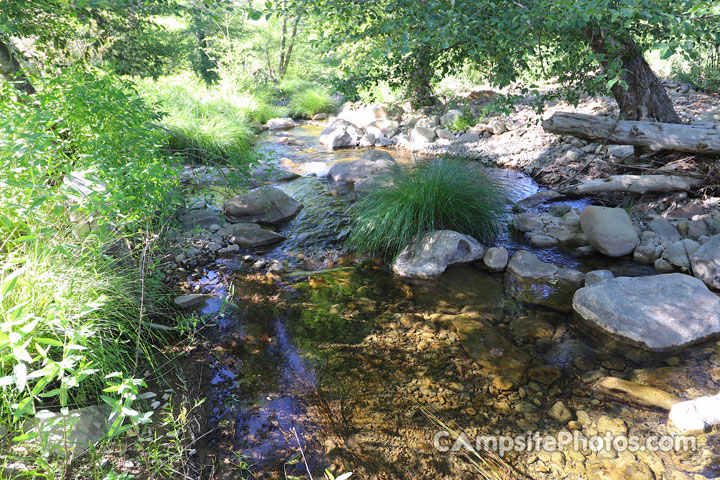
189, 123, 720, 480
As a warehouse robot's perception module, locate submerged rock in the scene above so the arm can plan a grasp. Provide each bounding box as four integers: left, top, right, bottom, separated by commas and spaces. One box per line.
327, 150, 396, 192
573, 273, 720, 351
505, 250, 584, 311
580, 206, 639, 257
691, 234, 720, 289
223, 186, 302, 225
174, 294, 211, 310
392, 230, 485, 279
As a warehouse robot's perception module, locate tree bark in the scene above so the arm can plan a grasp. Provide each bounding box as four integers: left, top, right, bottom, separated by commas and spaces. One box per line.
0, 38, 35, 94
560, 175, 705, 196
406, 46, 434, 107
543, 112, 720, 154
587, 31, 680, 123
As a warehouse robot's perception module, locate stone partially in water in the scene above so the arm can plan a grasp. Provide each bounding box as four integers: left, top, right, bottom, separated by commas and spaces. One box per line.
327, 150, 396, 191
222, 223, 285, 248
580, 206, 639, 257
505, 250, 584, 312
319, 119, 359, 149
573, 273, 720, 351
174, 294, 211, 310
266, 117, 296, 130
482, 246, 509, 272
392, 230, 485, 279
223, 186, 302, 225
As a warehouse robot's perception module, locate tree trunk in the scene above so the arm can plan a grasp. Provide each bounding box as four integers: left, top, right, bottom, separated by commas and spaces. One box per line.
542, 112, 720, 154
0, 38, 35, 94
191, 12, 219, 85
587, 31, 680, 123
406, 46, 434, 107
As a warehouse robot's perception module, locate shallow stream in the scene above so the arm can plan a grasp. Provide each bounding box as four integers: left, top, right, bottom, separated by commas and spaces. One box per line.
191, 124, 720, 479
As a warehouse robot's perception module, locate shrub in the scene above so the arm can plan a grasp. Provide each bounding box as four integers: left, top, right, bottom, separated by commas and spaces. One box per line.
347, 159, 505, 259
288, 86, 337, 118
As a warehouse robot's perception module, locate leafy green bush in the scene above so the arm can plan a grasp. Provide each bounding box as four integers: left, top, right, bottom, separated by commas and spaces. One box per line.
0, 69, 180, 462
288, 86, 337, 118
347, 159, 504, 259
670, 45, 720, 92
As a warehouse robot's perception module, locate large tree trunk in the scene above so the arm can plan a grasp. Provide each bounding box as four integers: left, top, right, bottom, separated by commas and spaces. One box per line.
543, 112, 720, 154
0, 38, 35, 94
406, 46, 434, 108
587, 31, 680, 123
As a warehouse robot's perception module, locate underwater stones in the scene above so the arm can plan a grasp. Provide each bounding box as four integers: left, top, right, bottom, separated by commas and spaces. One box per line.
509, 315, 555, 344
392, 230, 485, 279
580, 206, 639, 257
526, 366, 562, 385
548, 401, 573, 423
573, 273, 720, 351
223, 186, 302, 225
446, 314, 529, 382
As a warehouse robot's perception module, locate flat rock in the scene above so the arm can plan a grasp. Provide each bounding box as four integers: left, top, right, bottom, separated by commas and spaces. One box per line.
505, 251, 582, 311
174, 294, 211, 310
691, 234, 720, 289
179, 209, 223, 229
220, 223, 285, 248
648, 218, 682, 243
662, 239, 700, 269
573, 273, 720, 351
250, 164, 300, 184
585, 269, 614, 286
392, 230, 485, 279
580, 206, 639, 257
512, 213, 543, 232
223, 186, 302, 225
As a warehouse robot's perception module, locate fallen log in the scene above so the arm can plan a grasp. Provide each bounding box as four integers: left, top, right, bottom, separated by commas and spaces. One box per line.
561, 174, 705, 196
543, 112, 720, 155
595, 376, 682, 411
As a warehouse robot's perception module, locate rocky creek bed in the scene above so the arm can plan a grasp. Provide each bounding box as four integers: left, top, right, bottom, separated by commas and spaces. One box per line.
169, 108, 720, 479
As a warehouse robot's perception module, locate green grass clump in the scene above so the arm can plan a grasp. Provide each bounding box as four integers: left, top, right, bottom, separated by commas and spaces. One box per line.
347, 159, 505, 259
448, 113, 478, 132
279, 77, 316, 95
288, 86, 337, 118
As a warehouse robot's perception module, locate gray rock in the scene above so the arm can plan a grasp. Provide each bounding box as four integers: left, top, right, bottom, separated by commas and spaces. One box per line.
174, 294, 211, 310
662, 239, 701, 269
549, 204, 572, 217
440, 109, 464, 127
688, 219, 710, 240
327, 150, 397, 189
392, 230, 486, 279
482, 246, 509, 272
218, 244, 240, 255
648, 218, 682, 243
513, 213, 543, 232
633, 244, 663, 264
506, 251, 583, 312
654, 258, 676, 273
24, 405, 111, 457
364, 119, 398, 138
250, 164, 300, 185
409, 125, 436, 143
507, 250, 557, 279
435, 128, 455, 141
489, 119, 508, 135
266, 117, 296, 130
319, 119, 359, 149
527, 233, 559, 248
607, 145, 634, 160
223, 223, 285, 248
457, 132, 480, 143
312, 112, 328, 121
223, 187, 302, 225
585, 270, 614, 286
573, 273, 720, 351
374, 136, 392, 147
580, 206, 639, 257
691, 234, 720, 289
179, 209, 223, 230
359, 133, 376, 147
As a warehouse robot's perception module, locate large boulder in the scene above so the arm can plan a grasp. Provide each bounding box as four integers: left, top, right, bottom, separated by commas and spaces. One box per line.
364, 119, 398, 138
409, 126, 436, 143
327, 150, 397, 190
222, 186, 302, 225
392, 230, 485, 279
319, 119, 359, 149
505, 250, 584, 311
691, 234, 720, 289
573, 273, 720, 351
661, 239, 700, 269
580, 206, 639, 257
266, 117, 296, 130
